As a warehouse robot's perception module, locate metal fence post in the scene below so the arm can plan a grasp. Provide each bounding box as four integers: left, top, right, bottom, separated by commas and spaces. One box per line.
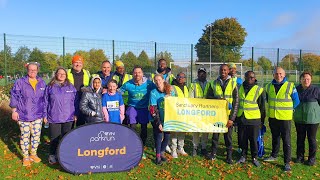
251, 47, 254, 71
112, 40, 115, 71
154, 42, 157, 69
277, 48, 280, 67
4, 33, 7, 85
299, 49, 302, 73
63, 36, 65, 67
191, 44, 193, 81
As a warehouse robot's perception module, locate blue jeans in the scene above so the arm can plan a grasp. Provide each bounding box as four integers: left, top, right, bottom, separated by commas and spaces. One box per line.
152, 122, 170, 154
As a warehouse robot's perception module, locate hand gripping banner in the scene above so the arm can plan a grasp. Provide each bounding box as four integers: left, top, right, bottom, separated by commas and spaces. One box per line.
58, 122, 143, 174
163, 97, 229, 133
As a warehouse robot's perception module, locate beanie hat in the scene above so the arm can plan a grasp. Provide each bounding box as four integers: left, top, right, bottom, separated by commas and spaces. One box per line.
228, 63, 236, 69
72, 55, 84, 64
115, 60, 124, 68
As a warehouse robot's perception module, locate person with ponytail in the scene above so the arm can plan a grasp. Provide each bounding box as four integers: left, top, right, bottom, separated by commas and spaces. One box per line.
149, 74, 176, 165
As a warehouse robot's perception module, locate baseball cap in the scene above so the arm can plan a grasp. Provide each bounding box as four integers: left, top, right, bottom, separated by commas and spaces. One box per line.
198, 67, 207, 73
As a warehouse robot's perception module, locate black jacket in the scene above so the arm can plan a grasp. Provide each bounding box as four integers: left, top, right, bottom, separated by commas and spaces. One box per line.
79, 87, 104, 123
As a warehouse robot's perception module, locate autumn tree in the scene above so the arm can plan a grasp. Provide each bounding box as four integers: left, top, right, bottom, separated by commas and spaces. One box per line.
257, 56, 273, 74
28, 48, 51, 73
195, 17, 247, 63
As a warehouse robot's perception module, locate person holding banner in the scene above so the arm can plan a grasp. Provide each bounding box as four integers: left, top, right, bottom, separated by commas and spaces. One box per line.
264, 67, 300, 172
149, 74, 176, 165
189, 67, 209, 156
79, 75, 104, 123
102, 79, 125, 124
235, 71, 265, 167
44, 67, 77, 164
10, 62, 46, 166
170, 72, 189, 158
205, 64, 239, 164
120, 66, 156, 159
293, 71, 319, 166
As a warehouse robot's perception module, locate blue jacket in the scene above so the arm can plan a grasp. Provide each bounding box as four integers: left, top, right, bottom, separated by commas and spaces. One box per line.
45, 83, 76, 123
10, 76, 46, 121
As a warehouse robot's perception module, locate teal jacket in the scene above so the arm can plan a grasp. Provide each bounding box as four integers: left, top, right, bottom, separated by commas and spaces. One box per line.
293, 84, 320, 124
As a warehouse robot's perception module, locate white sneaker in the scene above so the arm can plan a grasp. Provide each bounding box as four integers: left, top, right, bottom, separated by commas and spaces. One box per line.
48, 155, 57, 165
165, 145, 172, 154
177, 148, 188, 156
171, 149, 178, 158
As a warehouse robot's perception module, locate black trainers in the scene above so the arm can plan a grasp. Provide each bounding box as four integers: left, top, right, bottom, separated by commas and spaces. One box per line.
237, 156, 246, 164
284, 163, 291, 172
160, 154, 167, 162
207, 153, 216, 161
201, 149, 208, 156
226, 158, 233, 164
252, 158, 260, 167
295, 156, 304, 164
307, 158, 315, 166
192, 148, 197, 157
155, 157, 163, 165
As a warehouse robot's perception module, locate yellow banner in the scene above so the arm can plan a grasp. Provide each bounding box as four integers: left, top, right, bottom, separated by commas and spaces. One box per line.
163, 97, 229, 133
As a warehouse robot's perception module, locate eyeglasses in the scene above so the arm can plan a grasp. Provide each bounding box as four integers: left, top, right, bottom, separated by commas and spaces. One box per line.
57, 73, 66, 76
177, 76, 186, 79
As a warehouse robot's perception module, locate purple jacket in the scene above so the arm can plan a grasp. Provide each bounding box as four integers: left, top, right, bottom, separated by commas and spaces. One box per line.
45, 83, 76, 123
9, 76, 46, 122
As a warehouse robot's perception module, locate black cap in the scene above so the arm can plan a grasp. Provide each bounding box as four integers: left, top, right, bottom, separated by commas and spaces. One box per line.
198, 67, 206, 73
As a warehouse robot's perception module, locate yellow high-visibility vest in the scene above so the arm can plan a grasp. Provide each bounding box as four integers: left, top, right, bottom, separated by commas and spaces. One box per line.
210, 79, 236, 115
188, 82, 205, 98
173, 85, 189, 98
265, 82, 294, 120
237, 85, 263, 119
113, 74, 132, 105
151, 73, 175, 84
67, 69, 90, 87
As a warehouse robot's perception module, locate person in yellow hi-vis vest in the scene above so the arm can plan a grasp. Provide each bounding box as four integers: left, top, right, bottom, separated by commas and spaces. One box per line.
189, 67, 209, 157
236, 71, 265, 167
112, 60, 132, 125
67, 55, 91, 127
170, 72, 189, 158
264, 67, 300, 172
205, 64, 239, 164
150, 59, 175, 84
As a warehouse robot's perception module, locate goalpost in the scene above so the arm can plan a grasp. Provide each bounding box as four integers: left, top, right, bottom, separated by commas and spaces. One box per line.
169, 61, 192, 84
195, 62, 243, 80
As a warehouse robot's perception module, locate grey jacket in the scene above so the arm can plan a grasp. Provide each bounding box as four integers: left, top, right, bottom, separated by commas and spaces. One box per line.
79, 76, 104, 123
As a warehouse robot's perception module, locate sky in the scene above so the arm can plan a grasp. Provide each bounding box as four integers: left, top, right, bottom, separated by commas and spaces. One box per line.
1, 0, 320, 50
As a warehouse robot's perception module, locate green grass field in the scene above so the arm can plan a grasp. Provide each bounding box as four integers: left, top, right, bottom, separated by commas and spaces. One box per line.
0, 103, 319, 180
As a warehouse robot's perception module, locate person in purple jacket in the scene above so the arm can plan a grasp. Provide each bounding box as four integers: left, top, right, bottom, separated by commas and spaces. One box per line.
10, 62, 46, 167
44, 67, 77, 165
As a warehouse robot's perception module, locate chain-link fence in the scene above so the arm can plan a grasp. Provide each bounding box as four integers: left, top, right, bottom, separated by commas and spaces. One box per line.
1, 33, 320, 86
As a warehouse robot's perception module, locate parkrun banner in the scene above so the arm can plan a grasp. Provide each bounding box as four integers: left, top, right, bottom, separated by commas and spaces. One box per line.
163, 97, 229, 133
58, 123, 143, 174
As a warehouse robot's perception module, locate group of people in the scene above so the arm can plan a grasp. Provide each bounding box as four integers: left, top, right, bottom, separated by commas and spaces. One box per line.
9, 56, 319, 173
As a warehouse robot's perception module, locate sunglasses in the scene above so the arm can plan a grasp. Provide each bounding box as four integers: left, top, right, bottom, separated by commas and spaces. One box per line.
177, 76, 186, 79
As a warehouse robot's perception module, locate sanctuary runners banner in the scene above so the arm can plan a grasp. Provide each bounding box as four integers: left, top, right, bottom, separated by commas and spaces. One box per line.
58, 123, 143, 174
163, 97, 229, 133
